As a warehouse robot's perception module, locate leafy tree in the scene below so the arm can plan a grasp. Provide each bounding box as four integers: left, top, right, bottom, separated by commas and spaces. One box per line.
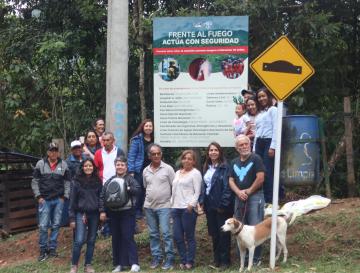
0, 0, 107, 155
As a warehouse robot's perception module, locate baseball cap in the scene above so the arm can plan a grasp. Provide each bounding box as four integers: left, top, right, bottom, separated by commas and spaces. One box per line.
241, 89, 255, 96
70, 140, 82, 149
48, 142, 59, 151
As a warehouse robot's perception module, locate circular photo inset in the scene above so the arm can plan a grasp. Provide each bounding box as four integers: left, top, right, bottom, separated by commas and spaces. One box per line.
188, 58, 212, 81
158, 58, 180, 81
221, 57, 244, 79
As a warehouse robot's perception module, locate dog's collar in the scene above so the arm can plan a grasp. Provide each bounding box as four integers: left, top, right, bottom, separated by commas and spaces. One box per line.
233, 223, 244, 235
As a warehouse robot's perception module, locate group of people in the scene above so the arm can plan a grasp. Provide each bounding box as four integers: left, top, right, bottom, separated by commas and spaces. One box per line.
30, 86, 283, 272
233, 87, 285, 204
31, 118, 156, 273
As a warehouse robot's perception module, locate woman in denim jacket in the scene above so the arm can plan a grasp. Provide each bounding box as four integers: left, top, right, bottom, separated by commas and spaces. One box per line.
127, 119, 153, 219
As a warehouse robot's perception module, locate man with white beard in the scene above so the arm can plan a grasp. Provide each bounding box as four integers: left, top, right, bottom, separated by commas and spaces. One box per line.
228, 135, 265, 266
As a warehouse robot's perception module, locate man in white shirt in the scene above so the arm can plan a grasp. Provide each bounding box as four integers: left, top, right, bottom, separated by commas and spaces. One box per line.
94, 132, 125, 184
143, 144, 175, 270
94, 131, 125, 237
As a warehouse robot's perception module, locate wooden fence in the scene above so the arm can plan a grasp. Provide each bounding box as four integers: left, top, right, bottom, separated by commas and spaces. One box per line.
0, 150, 39, 234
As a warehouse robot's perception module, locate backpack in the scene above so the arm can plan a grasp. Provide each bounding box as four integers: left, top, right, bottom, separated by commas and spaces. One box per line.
104, 177, 129, 209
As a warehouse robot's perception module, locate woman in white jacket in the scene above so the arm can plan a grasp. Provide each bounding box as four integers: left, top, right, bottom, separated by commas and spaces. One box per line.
254, 87, 284, 204
171, 150, 202, 270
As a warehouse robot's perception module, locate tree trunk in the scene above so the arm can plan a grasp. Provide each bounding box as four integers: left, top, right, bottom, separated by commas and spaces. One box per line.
327, 135, 345, 176
138, 48, 146, 120
136, 0, 146, 120
344, 97, 356, 197
319, 119, 331, 198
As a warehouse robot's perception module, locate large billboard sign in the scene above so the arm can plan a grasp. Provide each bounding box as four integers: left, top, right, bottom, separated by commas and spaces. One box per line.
153, 16, 248, 147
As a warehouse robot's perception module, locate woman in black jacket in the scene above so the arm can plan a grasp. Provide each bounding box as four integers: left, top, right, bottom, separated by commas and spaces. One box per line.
202, 142, 233, 269
69, 158, 102, 273
99, 156, 141, 273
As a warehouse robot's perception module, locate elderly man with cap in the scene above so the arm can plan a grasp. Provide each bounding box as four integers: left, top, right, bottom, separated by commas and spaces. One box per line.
31, 142, 71, 262
66, 140, 86, 179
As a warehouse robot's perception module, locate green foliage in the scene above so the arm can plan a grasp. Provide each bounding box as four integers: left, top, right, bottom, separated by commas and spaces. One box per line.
0, 0, 107, 155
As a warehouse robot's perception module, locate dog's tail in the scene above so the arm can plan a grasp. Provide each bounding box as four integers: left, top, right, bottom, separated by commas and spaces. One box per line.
283, 212, 297, 226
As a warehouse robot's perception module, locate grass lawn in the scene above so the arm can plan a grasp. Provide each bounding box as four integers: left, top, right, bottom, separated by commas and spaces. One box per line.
1, 198, 360, 273
1, 256, 359, 273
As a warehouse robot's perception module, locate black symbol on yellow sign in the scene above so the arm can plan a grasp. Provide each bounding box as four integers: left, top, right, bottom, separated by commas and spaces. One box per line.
263, 60, 302, 75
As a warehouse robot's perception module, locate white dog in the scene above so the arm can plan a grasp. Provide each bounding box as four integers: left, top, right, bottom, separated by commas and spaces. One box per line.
221, 216, 291, 272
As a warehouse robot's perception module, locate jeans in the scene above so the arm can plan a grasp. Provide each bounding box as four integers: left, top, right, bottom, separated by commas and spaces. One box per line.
109, 209, 139, 266
60, 198, 70, 226
38, 198, 64, 251
101, 208, 111, 237
206, 208, 232, 265
234, 192, 265, 262
145, 208, 175, 261
255, 138, 285, 203
134, 172, 145, 217
171, 208, 197, 265
71, 212, 99, 265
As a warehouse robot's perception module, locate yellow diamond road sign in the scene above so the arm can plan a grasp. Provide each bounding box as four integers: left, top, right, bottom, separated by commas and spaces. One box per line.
250, 35, 315, 101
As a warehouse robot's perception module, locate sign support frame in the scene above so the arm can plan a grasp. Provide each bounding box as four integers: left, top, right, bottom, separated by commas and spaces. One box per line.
269, 100, 283, 269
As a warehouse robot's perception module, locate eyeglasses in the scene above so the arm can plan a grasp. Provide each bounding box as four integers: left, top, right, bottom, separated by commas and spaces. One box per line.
150, 152, 161, 156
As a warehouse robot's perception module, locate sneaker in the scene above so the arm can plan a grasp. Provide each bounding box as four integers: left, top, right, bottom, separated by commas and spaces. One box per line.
209, 263, 220, 269
161, 259, 174, 270
130, 264, 140, 272
69, 265, 78, 273
38, 249, 48, 262
112, 265, 122, 273
149, 258, 161, 269
254, 260, 262, 267
84, 264, 95, 273
48, 248, 58, 258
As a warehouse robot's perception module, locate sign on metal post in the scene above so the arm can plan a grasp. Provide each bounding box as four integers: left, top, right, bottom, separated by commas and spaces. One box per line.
250, 35, 314, 270
250, 35, 314, 100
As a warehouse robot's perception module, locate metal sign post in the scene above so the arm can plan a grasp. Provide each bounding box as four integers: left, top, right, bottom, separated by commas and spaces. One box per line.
250, 35, 315, 270
269, 100, 283, 269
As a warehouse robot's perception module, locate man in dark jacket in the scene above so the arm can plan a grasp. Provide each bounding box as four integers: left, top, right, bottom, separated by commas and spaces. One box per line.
31, 142, 71, 262
63, 140, 86, 226
66, 140, 86, 179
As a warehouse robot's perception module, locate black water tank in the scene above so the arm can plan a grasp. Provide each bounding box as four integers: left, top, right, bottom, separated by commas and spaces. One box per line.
281, 115, 320, 186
